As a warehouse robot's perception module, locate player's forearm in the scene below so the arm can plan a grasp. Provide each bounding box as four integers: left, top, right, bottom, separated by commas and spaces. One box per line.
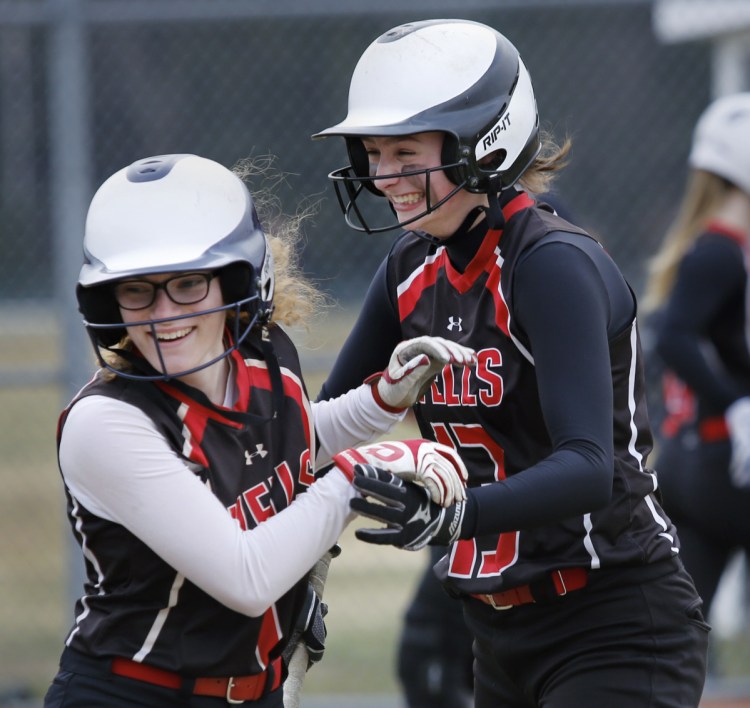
60, 396, 355, 617
313, 384, 406, 467
118, 468, 354, 618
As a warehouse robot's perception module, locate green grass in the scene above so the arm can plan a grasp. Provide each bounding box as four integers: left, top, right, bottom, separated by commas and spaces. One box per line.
0, 384, 68, 695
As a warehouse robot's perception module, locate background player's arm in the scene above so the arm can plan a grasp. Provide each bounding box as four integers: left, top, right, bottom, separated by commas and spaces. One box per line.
656, 235, 746, 409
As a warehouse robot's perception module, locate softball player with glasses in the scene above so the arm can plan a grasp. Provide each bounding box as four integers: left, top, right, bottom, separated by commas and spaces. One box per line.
43, 153, 475, 707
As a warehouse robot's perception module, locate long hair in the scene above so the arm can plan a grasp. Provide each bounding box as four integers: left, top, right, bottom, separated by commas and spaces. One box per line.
517, 129, 572, 195
233, 155, 328, 328
642, 170, 731, 313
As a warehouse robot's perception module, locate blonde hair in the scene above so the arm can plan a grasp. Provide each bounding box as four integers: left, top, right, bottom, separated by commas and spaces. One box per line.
98, 155, 327, 376
641, 170, 730, 313
233, 155, 328, 327
517, 130, 572, 195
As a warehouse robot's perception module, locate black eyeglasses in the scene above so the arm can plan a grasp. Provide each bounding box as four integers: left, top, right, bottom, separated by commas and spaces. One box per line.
113, 272, 215, 311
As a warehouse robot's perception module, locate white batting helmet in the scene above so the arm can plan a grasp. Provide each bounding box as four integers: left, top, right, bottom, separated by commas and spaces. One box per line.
688, 93, 750, 195
313, 19, 540, 232
77, 154, 275, 378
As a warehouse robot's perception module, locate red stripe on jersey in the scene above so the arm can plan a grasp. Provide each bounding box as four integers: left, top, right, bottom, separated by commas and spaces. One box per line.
396, 193, 534, 326
229, 345, 252, 410
483, 245, 510, 336
503, 192, 535, 221
443, 226, 502, 294
274, 461, 295, 506
245, 359, 314, 461
173, 401, 210, 468
155, 382, 245, 430
705, 220, 748, 245
255, 605, 282, 670
397, 250, 448, 321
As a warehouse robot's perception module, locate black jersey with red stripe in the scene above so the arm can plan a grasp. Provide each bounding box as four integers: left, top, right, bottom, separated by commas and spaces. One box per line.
656, 223, 750, 417
387, 193, 678, 596
56, 325, 314, 675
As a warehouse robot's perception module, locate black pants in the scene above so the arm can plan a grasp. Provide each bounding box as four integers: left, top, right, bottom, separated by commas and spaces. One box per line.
463, 557, 709, 708
43, 648, 284, 708
656, 433, 750, 613
397, 546, 474, 708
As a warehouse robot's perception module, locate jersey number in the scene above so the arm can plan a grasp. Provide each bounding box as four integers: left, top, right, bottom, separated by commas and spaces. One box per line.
430, 422, 519, 579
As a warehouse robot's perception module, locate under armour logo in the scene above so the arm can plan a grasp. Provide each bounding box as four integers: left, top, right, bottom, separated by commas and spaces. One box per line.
447, 316, 463, 332
245, 444, 268, 465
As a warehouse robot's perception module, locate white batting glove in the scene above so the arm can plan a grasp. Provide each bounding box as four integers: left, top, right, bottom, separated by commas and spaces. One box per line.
368, 336, 476, 411
333, 439, 468, 507
726, 397, 750, 488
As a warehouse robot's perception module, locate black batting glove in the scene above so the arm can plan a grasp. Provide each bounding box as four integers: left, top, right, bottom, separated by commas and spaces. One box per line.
350, 464, 465, 551
282, 584, 328, 670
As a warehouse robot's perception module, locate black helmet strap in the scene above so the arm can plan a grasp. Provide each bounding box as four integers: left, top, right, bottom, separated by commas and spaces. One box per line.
485, 180, 506, 230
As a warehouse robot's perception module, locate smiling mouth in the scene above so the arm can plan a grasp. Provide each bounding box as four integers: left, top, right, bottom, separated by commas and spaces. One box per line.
153, 327, 194, 342
390, 193, 423, 206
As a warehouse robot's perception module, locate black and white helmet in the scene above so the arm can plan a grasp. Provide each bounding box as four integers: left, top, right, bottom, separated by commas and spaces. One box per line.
77, 153, 274, 378
689, 92, 750, 195
313, 19, 540, 233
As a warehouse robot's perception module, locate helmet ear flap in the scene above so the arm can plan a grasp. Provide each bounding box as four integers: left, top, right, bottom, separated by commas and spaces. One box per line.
218, 262, 255, 313
346, 138, 384, 196
441, 134, 467, 187
218, 261, 274, 323
76, 284, 126, 347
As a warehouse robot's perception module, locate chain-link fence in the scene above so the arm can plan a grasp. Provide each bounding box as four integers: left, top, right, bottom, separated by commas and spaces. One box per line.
1, 0, 749, 704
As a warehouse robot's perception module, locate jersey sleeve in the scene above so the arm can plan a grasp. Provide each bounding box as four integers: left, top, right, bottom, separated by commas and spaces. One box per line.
655, 235, 746, 409
60, 395, 355, 617
466, 240, 628, 535
313, 383, 406, 467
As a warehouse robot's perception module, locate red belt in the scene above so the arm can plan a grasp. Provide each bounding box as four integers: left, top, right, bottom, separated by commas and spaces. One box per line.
472, 568, 588, 610
111, 655, 282, 704
699, 416, 729, 442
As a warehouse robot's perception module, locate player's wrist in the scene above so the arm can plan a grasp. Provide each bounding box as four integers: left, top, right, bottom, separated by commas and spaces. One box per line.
364, 372, 407, 413
331, 447, 368, 482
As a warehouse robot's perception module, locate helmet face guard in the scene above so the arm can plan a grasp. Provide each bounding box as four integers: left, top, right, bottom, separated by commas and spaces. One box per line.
81, 289, 262, 382
313, 19, 541, 234
77, 154, 275, 381
328, 160, 469, 234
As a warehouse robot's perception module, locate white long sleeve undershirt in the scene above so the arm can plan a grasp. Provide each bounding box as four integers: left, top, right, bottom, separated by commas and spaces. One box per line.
59, 383, 403, 618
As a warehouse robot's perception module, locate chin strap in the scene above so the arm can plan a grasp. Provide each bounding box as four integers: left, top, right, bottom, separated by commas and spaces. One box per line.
162, 326, 286, 427
411, 205, 489, 246
484, 180, 506, 230
109, 326, 286, 427
258, 325, 286, 421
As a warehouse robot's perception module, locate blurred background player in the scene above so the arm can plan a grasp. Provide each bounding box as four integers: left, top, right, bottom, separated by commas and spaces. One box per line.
43, 153, 473, 707
643, 93, 750, 670
314, 19, 709, 707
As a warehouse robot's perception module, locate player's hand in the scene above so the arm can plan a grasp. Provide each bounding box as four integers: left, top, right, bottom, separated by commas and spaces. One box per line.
350, 464, 466, 551
726, 396, 750, 488
369, 336, 476, 411
333, 439, 467, 506
282, 584, 328, 671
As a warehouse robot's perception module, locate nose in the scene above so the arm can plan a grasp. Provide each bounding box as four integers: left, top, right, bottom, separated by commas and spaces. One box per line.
150, 286, 182, 317
373, 154, 402, 190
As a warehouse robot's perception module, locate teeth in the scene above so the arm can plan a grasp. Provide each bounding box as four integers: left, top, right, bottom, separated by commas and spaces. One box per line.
156, 328, 192, 341
391, 193, 422, 205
